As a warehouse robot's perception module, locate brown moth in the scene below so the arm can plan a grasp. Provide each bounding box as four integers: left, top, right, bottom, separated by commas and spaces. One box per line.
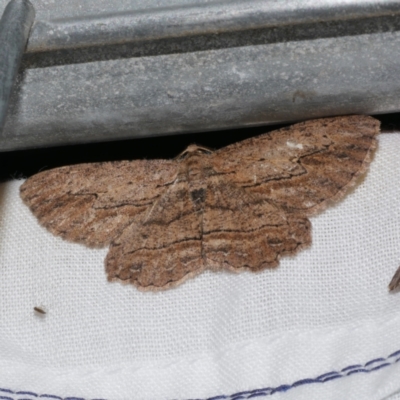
20, 115, 380, 291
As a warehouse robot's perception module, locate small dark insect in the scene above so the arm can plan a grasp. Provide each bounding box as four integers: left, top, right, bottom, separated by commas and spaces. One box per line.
33, 306, 46, 315
20, 115, 380, 291
388, 266, 400, 291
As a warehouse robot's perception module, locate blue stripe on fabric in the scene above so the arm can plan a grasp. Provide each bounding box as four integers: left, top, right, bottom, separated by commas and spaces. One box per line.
1, 348, 399, 400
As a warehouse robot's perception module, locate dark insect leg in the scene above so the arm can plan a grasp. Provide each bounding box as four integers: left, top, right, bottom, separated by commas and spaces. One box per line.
388, 266, 400, 291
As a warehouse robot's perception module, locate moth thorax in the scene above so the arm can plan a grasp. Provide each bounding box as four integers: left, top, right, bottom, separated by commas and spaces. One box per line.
185, 154, 206, 181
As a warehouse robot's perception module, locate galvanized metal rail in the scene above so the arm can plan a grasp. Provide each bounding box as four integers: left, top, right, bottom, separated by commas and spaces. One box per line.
0, 0, 34, 134
0, 0, 399, 151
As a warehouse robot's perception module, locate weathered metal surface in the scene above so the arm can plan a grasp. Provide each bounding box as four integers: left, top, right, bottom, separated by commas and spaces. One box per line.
1, 0, 400, 151
13, 0, 400, 53
0, 0, 34, 133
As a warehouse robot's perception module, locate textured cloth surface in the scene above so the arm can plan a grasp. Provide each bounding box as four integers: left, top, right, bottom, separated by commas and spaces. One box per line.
1, 133, 400, 400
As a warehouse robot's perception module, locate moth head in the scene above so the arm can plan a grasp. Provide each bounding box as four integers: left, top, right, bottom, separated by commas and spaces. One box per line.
175, 144, 213, 160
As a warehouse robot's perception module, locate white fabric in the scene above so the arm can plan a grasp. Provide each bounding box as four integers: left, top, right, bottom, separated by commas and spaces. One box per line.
1, 133, 400, 400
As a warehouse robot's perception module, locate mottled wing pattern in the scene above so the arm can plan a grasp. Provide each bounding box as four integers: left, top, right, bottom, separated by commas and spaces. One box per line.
20, 115, 380, 291
201, 115, 379, 271
105, 178, 206, 290
20, 160, 178, 247
210, 115, 379, 215
202, 177, 311, 271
